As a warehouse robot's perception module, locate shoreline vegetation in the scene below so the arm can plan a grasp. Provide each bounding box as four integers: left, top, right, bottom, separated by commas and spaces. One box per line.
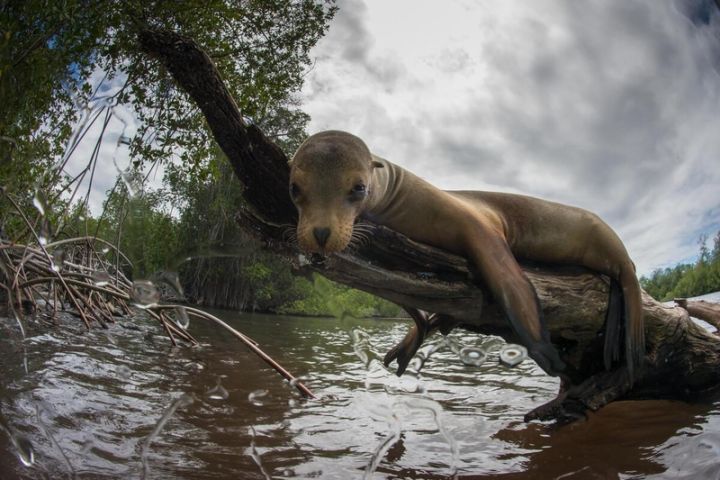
640, 231, 720, 302
0, 0, 402, 321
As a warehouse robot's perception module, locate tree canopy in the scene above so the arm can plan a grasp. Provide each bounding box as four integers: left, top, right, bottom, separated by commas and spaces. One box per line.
641, 231, 720, 301
1, 0, 335, 205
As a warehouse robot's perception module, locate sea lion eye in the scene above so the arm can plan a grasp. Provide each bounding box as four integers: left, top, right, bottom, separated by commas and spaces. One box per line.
349, 183, 367, 202
290, 182, 301, 199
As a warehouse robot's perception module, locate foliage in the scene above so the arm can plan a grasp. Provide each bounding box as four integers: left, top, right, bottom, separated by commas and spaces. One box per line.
0, 0, 402, 318
279, 274, 402, 318
641, 230, 720, 301
1, 0, 335, 213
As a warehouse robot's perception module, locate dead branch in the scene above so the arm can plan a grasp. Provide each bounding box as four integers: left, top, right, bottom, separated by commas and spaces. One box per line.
0, 190, 314, 399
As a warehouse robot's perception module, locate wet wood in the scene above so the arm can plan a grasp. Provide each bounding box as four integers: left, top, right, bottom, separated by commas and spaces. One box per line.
139, 28, 720, 420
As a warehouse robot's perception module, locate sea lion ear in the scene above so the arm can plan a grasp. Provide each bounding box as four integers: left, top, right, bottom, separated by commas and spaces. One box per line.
372, 160, 384, 169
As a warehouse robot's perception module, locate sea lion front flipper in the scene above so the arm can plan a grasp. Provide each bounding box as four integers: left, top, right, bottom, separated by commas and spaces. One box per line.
466, 231, 565, 376
384, 307, 434, 376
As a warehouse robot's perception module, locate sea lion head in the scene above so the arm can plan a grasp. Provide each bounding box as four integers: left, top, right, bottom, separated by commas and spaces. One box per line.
289, 130, 382, 254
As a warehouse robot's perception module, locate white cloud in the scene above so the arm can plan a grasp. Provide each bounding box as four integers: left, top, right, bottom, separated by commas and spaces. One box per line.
301, 0, 720, 275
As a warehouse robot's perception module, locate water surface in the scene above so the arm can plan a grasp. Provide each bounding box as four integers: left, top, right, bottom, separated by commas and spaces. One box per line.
1, 303, 719, 479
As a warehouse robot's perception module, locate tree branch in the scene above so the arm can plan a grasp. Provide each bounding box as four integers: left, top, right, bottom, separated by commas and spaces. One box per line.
138, 28, 720, 418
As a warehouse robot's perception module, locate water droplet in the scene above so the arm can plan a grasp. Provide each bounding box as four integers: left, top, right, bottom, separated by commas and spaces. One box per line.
442, 336, 462, 354
207, 380, 229, 401
80, 435, 95, 454
117, 365, 131, 379
288, 377, 306, 389
50, 249, 65, 272
38, 219, 51, 246
32, 191, 46, 216
174, 307, 190, 329
131, 280, 160, 309
153, 270, 184, 299
92, 270, 112, 287
118, 134, 131, 146
499, 344, 528, 367
120, 169, 142, 197
459, 347, 487, 367
15, 435, 34, 466
248, 389, 269, 406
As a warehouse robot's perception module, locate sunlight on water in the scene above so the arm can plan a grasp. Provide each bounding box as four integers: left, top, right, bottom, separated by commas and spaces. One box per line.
400, 397, 459, 478
2, 304, 719, 478
350, 326, 460, 479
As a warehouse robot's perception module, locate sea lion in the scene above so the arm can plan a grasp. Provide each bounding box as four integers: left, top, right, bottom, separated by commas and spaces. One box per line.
288, 130, 644, 380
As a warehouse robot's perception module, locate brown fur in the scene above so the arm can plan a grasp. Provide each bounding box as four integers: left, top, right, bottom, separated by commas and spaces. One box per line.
290, 131, 645, 379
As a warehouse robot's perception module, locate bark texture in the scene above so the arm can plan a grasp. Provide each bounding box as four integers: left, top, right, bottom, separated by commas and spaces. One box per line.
138, 28, 720, 418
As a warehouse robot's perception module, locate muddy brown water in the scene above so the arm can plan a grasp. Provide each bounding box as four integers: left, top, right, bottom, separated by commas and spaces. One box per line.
1, 300, 720, 479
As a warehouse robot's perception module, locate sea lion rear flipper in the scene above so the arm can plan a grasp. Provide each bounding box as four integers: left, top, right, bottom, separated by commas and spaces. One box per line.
620, 268, 645, 383
603, 278, 623, 371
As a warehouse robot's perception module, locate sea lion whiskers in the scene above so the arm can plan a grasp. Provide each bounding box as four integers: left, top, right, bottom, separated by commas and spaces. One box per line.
281, 224, 299, 246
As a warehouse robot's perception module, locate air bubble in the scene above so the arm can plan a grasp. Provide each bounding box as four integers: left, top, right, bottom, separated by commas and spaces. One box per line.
207, 379, 229, 401
131, 280, 160, 309
248, 389, 269, 406
32, 191, 46, 216
499, 344, 528, 367
174, 307, 190, 329
120, 169, 143, 198
38, 219, 51, 246
92, 271, 112, 287
117, 365, 132, 379
51, 249, 66, 272
459, 347, 487, 367
15, 435, 34, 467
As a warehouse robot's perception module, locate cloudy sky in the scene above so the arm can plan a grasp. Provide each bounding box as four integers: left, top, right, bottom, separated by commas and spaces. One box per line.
300, 0, 720, 275
66, 0, 720, 277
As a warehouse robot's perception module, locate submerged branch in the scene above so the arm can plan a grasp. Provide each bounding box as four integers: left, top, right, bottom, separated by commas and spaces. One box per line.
0, 199, 313, 400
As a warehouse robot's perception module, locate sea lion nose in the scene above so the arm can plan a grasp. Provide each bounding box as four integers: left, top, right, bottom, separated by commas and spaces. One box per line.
313, 227, 331, 247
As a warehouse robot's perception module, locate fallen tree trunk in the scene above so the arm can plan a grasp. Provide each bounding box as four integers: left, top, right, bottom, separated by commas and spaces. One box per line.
138, 28, 720, 419
675, 298, 720, 331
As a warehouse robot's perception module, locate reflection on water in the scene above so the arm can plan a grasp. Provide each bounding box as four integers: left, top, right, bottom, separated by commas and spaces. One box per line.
0, 305, 719, 479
